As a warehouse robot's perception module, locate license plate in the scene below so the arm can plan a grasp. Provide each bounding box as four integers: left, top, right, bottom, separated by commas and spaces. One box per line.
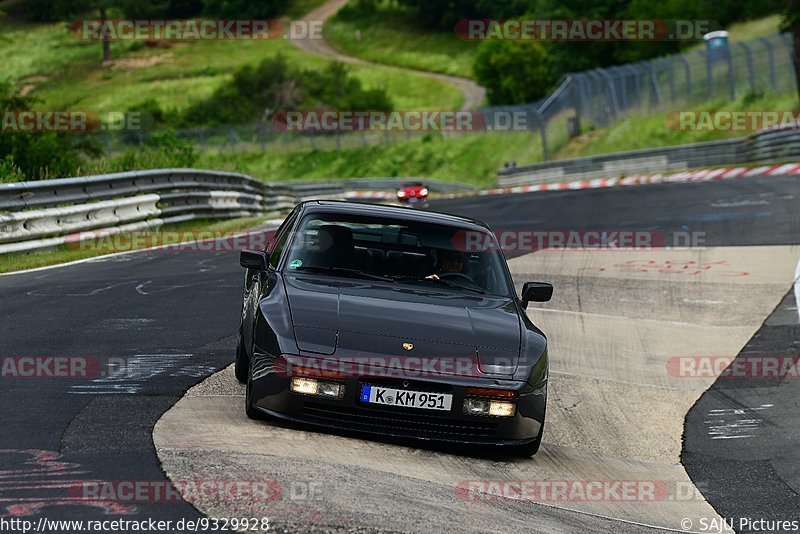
360, 385, 452, 411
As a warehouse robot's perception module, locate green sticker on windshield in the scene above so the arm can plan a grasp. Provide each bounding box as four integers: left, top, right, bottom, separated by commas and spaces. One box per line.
288, 259, 303, 270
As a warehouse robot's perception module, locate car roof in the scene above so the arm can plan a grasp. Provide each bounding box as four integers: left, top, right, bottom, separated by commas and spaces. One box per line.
298, 200, 491, 231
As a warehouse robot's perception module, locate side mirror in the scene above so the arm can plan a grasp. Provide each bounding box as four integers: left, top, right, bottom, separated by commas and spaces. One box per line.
240, 249, 268, 271
521, 282, 553, 309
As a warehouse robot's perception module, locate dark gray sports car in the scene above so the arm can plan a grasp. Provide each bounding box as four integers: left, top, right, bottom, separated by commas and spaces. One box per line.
236, 201, 552, 456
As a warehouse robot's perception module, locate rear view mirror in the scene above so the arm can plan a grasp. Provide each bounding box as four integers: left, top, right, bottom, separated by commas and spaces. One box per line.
240, 249, 268, 271
521, 282, 553, 309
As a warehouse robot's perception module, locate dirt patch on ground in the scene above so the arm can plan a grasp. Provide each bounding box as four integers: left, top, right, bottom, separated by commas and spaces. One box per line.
103, 53, 173, 71
19, 75, 48, 96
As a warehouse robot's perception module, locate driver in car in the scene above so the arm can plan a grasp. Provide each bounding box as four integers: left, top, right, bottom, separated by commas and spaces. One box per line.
426, 250, 465, 280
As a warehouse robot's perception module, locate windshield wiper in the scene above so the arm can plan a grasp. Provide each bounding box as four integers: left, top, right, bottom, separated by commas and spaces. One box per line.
390, 275, 486, 294
293, 265, 395, 283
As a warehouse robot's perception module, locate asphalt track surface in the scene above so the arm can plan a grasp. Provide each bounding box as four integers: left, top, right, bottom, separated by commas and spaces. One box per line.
433, 176, 800, 531
1, 175, 798, 533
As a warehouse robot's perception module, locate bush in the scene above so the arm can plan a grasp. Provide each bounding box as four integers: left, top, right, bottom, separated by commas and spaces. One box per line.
201, 0, 287, 18
473, 40, 553, 105
180, 56, 393, 127
302, 62, 393, 110
0, 84, 100, 181
394, 0, 531, 31
102, 130, 197, 173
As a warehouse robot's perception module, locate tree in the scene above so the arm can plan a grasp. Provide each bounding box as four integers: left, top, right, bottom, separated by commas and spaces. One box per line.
473, 40, 553, 105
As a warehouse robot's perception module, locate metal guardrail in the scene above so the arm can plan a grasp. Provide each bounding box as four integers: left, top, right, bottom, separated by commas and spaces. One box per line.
0, 169, 298, 255
0, 195, 161, 244
0, 170, 477, 255
498, 126, 800, 187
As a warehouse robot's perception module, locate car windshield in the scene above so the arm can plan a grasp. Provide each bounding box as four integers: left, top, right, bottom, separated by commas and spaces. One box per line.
283, 212, 512, 297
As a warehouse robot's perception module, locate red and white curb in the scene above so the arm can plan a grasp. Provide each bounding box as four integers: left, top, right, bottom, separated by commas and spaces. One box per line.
315, 163, 800, 204
477, 162, 800, 197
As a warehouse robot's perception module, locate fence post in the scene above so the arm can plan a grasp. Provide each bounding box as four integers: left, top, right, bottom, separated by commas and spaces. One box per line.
649, 62, 663, 108
600, 70, 620, 121
783, 34, 798, 93
758, 37, 778, 91
738, 42, 756, 94
576, 74, 589, 123
665, 58, 676, 103
725, 47, 736, 100
569, 76, 583, 128
631, 63, 642, 107
675, 54, 692, 103
533, 108, 548, 162
702, 50, 714, 99
619, 65, 634, 110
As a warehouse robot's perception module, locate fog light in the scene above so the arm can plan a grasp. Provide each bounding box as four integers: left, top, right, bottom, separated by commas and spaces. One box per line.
318, 382, 344, 398
489, 400, 516, 417
463, 398, 489, 415
291, 377, 344, 398
291, 377, 318, 395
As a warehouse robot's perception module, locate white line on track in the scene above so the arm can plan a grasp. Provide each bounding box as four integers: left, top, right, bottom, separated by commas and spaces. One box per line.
0, 224, 283, 278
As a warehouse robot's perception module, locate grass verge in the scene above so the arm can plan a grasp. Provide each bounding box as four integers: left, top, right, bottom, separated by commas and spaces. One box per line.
0, 216, 274, 274
200, 131, 541, 186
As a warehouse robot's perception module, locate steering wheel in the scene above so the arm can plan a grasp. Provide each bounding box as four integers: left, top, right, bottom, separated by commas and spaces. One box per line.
438, 272, 478, 285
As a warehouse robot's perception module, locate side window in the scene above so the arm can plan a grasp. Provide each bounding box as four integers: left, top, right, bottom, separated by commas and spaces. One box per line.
268, 210, 299, 268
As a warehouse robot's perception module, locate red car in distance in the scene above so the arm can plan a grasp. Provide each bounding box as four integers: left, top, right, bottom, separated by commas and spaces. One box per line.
396, 181, 429, 204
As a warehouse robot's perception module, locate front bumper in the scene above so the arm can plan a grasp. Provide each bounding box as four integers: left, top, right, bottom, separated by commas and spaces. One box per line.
249, 354, 546, 445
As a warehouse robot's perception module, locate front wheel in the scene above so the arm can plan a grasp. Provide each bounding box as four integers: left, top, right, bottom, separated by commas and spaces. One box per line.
234, 326, 249, 384
245, 359, 265, 420
512, 418, 545, 457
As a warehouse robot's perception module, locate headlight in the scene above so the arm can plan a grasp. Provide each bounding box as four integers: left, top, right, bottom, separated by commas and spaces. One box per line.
463, 387, 517, 417
290, 377, 344, 398
488, 400, 515, 417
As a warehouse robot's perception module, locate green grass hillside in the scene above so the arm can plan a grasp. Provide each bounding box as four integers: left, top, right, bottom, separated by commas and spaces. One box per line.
324, 0, 476, 78
556, 91, 799, 159
0, 5, 462, 113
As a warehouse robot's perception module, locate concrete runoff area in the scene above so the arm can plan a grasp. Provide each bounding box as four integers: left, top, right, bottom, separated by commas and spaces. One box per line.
153, 245, 800, 531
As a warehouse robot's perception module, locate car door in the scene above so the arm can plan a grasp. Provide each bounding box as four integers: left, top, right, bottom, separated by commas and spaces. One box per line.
242, 207, 299, 353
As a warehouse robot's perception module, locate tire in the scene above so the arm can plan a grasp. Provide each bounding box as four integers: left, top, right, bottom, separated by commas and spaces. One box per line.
234, 326, 249, 384
513, 417, 545, 457
245, 358, 266, 420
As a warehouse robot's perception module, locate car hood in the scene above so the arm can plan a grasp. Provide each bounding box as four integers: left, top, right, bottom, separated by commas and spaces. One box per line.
284, 275, 521, 376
